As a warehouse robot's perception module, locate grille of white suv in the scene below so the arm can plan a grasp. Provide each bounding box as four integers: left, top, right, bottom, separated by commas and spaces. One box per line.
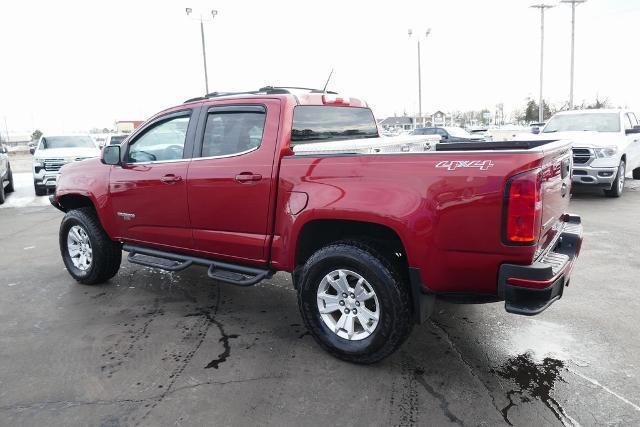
43, 158, 65, 171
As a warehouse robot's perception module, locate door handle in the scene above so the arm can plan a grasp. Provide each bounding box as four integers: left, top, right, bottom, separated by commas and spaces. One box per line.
160, 174, 182, 184
235, 172, 262, 183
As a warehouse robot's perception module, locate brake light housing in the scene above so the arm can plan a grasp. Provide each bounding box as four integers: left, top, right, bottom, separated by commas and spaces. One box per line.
503, 168, 542, 245
322, 94, 350, 106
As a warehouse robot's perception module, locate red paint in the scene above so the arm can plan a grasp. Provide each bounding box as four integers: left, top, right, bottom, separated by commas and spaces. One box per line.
54, 92, 578, 297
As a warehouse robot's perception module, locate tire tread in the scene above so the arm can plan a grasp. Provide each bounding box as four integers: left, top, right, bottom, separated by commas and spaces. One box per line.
298, 240, 412, 364
60, 207, 121, 285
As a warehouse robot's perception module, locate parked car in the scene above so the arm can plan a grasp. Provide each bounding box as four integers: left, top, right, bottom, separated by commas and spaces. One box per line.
104, 134, 129, 146
540, 109, 640, 197
51, 87, 583, 363
412, 126, 486, 142
0, 143, 15, 204
32, 135, 101, 196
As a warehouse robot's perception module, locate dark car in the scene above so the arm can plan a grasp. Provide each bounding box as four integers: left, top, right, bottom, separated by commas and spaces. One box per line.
0, 143, 15, 204
412, 126, 486, 142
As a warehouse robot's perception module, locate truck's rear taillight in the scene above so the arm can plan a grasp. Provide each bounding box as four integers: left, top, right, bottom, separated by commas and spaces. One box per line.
504, 169, 542, 244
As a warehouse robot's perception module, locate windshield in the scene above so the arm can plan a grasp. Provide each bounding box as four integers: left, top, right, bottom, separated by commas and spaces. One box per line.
39, 136, 96, 149
445, 127, 473, 138
109, 135, 127, 145
291, 106, 378, 143
543, 113, 620, 133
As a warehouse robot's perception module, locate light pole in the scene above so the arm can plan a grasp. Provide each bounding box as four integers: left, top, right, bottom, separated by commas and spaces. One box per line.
186, 7, 218, 94
530, 4, 554, 123
561, 0, 586, 109
408, 28, 431, 125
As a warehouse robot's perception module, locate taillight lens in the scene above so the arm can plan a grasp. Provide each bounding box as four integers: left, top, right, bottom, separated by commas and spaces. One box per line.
505, 169, 542, 244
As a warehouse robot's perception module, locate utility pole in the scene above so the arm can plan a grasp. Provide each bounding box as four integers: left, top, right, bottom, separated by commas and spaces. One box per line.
530, 4, 554, 123
408, 28, 431, 126
186, 8, 218, 95
561, 0, 586, 109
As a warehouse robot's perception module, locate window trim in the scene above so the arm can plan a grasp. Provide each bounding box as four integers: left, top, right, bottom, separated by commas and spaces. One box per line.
623, 113, 633, 130
192, 104, 268, 160
122, 109, 194, 165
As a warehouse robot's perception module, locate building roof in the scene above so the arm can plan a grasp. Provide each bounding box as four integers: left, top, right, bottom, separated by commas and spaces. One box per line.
380, 116, 413, 126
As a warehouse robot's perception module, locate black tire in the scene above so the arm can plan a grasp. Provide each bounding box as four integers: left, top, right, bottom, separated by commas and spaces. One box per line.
5, 165, 14, 193
59, 207, 122, 285
603, 160, 625, 198
0, 176, 5, 204
297, 241, 412, 364
34, 182, 47, 196
633, 167, 640, 180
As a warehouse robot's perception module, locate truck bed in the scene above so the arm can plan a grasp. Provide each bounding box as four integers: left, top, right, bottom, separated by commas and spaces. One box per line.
273, 139, 573, 296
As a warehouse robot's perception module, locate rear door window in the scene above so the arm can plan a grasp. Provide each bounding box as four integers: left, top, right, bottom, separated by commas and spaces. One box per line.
291, 106, 378, 144
199, 106, 266, 158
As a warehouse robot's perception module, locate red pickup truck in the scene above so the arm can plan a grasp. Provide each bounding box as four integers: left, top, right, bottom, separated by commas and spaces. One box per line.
51, 87, 583, 363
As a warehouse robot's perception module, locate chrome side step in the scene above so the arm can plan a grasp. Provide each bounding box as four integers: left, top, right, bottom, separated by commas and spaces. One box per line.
123, 244, 272, 287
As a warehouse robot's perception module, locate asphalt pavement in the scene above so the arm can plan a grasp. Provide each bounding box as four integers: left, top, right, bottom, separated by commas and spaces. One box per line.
1, 176, 639, 426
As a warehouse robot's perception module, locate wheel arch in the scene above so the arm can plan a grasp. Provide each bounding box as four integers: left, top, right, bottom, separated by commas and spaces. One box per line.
294, 219, 410, 278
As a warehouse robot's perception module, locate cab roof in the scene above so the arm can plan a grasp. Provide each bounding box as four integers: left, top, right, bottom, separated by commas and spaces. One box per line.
182, 86, 368, 108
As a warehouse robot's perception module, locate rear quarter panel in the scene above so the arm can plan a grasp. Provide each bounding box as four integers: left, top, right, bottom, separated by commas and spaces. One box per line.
272, 150, 547, 294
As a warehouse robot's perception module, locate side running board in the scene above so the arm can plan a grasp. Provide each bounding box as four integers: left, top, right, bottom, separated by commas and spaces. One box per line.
124, 244, 272, 287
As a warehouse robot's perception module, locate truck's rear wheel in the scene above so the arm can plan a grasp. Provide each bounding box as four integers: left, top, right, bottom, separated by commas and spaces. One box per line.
5, 166, 14, 193
297, 242, 412, 364
603, 160, 625, 198
60, 207, 122, 285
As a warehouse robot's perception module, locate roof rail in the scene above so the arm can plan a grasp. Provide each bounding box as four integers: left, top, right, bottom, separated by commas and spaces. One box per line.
184, 86, 338, 103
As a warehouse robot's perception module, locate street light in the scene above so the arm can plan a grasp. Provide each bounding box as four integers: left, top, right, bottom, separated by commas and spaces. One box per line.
561, 0, 587, 109
408, 28, 431, 124
186, 7, 219, 94
530, 3, 554, 123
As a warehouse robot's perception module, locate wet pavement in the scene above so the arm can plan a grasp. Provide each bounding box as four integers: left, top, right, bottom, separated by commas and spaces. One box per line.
1, 182, 639, 426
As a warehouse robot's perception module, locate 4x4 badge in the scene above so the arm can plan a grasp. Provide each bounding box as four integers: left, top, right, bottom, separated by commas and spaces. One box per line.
435, 160, 495, 171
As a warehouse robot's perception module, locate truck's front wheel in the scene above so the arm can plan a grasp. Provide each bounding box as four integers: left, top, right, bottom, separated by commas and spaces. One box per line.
603, 160, 625, 198
297, 242, 412, 364
60, 207, 122, 285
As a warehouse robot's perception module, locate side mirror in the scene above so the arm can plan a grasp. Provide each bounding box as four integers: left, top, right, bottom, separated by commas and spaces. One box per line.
625, 127, 640, 135
531, 127, 540, 135
440, 134, 449, 140
29, 147, 36, 155
0, 146, 7, 154
102, 145, 121, 165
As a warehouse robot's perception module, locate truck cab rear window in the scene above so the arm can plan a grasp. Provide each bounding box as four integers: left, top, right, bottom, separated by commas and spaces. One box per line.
291, 106, 378, 144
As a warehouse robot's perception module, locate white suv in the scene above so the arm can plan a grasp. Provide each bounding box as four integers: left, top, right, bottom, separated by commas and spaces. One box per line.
32, 135, 101, 196
540, 109, 640, 197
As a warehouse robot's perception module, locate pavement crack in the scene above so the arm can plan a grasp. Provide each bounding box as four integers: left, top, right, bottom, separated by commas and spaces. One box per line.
492, 353, 579, 427
413, 374, 465, 426
135, 287, 224, 425
430, 319, 505, 421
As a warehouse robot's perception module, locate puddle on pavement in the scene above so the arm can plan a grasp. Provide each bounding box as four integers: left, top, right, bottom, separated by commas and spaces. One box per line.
492, 352, 577, 426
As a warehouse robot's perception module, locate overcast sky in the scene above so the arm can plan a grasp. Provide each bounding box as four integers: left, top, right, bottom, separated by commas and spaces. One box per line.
1, 0, 638, 134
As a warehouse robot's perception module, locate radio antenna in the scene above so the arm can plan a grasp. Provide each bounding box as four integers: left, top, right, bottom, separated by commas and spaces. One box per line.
322, 69, 334, 93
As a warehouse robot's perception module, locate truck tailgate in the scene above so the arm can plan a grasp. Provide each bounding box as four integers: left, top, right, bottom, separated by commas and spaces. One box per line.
537, 142, 573, 255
